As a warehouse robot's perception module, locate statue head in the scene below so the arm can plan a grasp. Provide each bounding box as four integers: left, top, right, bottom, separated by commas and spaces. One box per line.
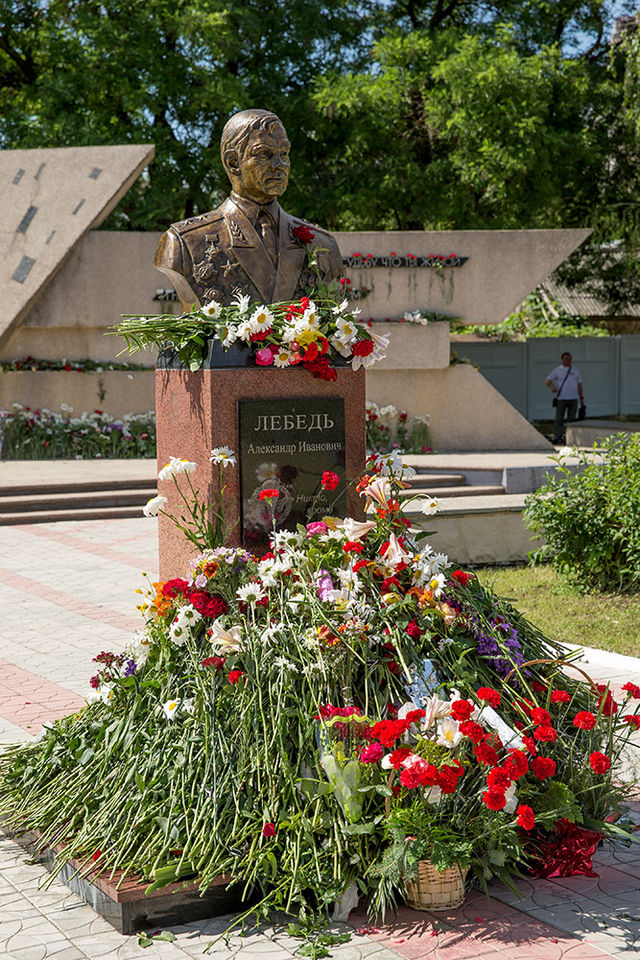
221, 109, 291, 204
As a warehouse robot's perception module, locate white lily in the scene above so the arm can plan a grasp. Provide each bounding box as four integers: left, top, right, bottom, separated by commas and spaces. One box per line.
339, 518, 377, 540
435, 716, 463, 749
381, 533, 411, 567
209, 617, 242, 653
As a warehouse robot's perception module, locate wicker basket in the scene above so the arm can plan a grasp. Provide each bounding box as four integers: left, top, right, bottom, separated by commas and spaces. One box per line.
404, 860, 467, 911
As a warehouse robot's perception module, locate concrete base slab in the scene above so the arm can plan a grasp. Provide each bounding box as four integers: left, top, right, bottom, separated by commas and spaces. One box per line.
403, 450, 585, 492
406, 494, 542, 565
567, 419, 640, 446
6, 827, 249, 935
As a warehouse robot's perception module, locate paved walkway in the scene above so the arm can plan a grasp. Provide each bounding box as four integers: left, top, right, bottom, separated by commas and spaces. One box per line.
1, 517, 639, 959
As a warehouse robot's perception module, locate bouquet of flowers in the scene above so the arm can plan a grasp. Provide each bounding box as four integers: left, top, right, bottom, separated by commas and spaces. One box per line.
112, 249, 389, 379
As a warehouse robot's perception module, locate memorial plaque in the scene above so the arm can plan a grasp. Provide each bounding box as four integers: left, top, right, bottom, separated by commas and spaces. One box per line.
238, 397, 346, 550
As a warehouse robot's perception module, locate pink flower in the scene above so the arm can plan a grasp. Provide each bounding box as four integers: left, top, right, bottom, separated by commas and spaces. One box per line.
256, 347, 274, 366
359, 742, 384, 764
306, 521, 328, 536
315, 569, 334, 601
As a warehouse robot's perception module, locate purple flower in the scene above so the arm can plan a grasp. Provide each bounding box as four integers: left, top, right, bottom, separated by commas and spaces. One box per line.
123, 659, 137, 677
315, 569, 334, 601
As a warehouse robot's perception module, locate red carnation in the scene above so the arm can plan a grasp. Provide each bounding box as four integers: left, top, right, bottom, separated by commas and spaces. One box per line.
459, 720, 485, 744
483, 789, 507, 811
388, 746, 412, 769
531, 707, 552, 726
400, 767, 422, 789
589, 751, 611, 775
451, 569, 472, 586
573, 711, 597, 731
516, 804, 535, 832
343, 540, 364, 554
352, 338, 375, 357
353, 558, 369, 572
530, 755, 556, 780
505, 749, 529, 780
201, 655, 225, 671
487, 767, 512, 791
596, 685, 619, 717
189, 591, 228, 619
474, 742, 499, 766
477, 687, 501, 709
262, 822, 276, 837
259, 488, 280, 501
622, 682, 640, 699
522, 735, 537, 755
292, 224, 314, 244
623, 715, 640, 730
450, 699, 474, 722
304, 356, 337, 381
550, 690, 571, 704
534, 725, 558, 743
228, 670, 244, 685
405, 620, 422, 641
437, 764, 462, 794
321, 470, 340, 491
162, 578, 190, 598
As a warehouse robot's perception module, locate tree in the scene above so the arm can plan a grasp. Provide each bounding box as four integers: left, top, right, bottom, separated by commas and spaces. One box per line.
312, 28, 610, 230
0, 0, 372, 228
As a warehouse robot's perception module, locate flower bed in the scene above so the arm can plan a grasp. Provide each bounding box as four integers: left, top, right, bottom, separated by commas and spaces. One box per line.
0, 450, 638, 942
0, 405, 156, 459
366, 402, 431, 453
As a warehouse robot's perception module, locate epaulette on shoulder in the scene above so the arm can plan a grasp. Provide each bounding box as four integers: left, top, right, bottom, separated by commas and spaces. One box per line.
170, 209, 225, 235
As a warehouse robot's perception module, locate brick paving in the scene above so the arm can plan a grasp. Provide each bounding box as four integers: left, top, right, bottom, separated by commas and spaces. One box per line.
0, 516, 639, 959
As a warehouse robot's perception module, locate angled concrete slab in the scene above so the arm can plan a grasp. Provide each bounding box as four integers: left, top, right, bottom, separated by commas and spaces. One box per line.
0, 143, 155, 347
335, 228, 592, 323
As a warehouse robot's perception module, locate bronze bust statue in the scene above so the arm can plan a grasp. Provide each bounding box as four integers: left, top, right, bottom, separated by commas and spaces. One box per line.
154, 109, 342, 309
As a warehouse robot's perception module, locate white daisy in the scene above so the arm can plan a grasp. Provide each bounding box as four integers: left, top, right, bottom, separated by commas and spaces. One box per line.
421, 496, 440, 516
143, 494, 167, 517
201, 300, 222, 318
210, 446, 236, 467
249, 305, 275, 332
273, 349, 294, 368
236, 582, 266, 604
158, 457, 197, 481
230, 291, 251, 314
163, 698, 180, 720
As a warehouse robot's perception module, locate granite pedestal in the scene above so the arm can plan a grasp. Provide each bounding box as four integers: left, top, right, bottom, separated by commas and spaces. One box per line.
156, 347, 366, 579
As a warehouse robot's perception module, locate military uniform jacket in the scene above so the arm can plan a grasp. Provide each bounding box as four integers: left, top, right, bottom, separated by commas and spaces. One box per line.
154, 195, 342, 310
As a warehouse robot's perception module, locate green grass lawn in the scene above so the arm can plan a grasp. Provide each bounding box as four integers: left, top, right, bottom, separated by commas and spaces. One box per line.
474, 564, 640, 658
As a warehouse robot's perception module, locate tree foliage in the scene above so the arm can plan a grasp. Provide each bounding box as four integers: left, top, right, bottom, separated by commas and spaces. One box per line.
1, 0, 639, 300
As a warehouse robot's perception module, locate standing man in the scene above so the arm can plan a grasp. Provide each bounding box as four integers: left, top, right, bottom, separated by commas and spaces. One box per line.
546, 351, 584, 444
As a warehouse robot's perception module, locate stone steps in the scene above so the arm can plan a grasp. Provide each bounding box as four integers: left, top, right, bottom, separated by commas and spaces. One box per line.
402, 472, 466, 487
401, 483, 505, 499
0, 482, 155, 524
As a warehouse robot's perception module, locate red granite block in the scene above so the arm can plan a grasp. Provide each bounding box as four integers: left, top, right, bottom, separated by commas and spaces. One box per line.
156, 366, 366, 579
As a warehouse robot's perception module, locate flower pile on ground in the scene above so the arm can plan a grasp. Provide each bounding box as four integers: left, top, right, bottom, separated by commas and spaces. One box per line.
0, 405, 156, 459
0, 456, 638, 931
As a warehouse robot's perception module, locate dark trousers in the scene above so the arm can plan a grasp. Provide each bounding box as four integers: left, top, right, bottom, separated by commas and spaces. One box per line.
553, 398, 578, 442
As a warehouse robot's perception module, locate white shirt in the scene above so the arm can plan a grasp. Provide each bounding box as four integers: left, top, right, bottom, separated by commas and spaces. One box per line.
547, 365, 582, 401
